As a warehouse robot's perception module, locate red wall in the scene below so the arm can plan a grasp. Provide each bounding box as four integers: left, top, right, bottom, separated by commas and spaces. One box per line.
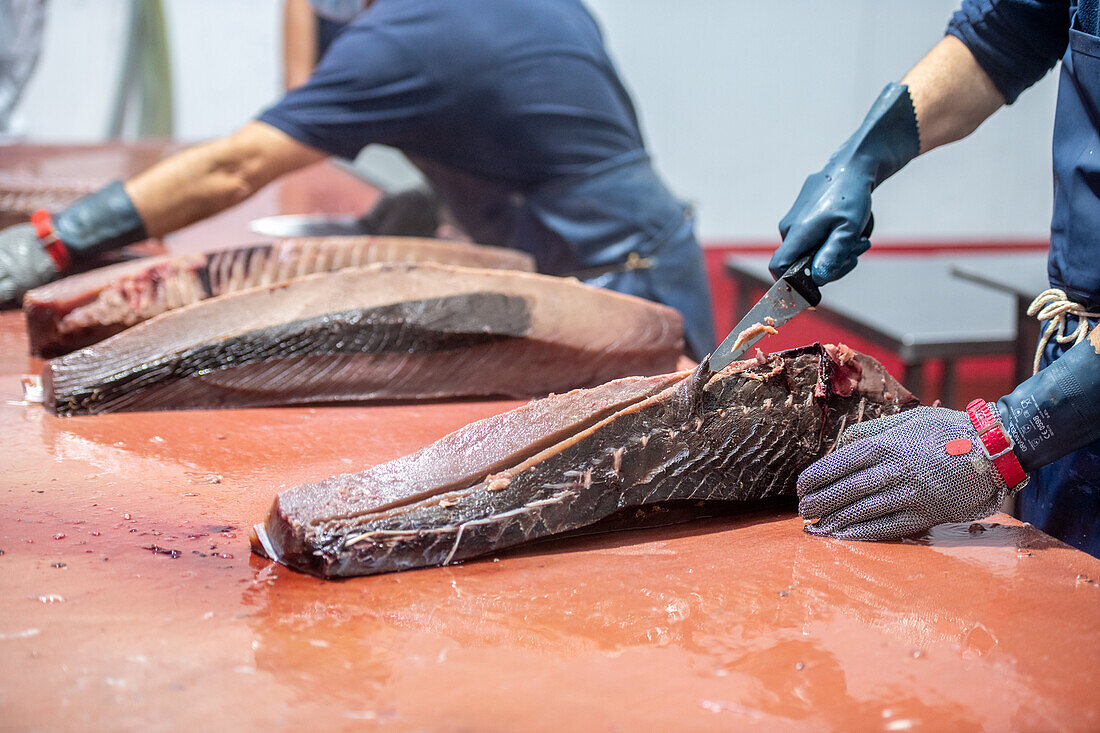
703, 240, 1048, 408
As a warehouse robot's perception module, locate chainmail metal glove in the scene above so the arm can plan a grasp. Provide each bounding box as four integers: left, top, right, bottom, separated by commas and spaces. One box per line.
0, 223, 59, 307
797, 405, 1016, 541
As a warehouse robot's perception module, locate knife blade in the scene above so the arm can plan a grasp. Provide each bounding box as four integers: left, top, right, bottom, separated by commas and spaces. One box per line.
710, 213, 873, 371
709, 254, 821, 372
249, 214, 370, 238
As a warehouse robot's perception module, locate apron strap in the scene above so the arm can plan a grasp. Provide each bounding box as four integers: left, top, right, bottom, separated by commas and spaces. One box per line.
1027, 288, 1100, 373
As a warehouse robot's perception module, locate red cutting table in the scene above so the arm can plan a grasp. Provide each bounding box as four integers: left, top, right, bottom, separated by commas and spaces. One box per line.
1, 145, 1098, 731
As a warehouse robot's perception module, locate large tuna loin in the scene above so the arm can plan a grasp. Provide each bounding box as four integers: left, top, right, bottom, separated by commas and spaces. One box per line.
43, 262, 683, 415
23, 236, 536, 357
252, 344, 918, 578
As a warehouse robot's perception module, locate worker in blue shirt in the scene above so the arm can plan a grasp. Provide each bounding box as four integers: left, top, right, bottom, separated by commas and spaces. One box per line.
774, 1, 1100, 556
0, 0, 715, 360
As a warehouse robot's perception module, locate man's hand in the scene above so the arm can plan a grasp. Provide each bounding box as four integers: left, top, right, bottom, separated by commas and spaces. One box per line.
772, 36, 1006, 286
774, 165, 876, 285
798, 406, 1015, 541
357, 187, 441, 237
770, 83, 920, 285
0, 223, 59, 307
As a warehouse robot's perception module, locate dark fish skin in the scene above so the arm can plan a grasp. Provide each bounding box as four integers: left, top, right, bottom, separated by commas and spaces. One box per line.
23, 237, 537, 357
41, 263, 684, 415
45, 294, 530, 415
254, 345, 917, 578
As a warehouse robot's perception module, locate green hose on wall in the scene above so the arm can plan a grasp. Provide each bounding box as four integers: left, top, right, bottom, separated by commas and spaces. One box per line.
108, 0, 173, 139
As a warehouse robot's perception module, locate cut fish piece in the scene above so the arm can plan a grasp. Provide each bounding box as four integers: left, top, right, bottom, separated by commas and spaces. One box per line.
253, 344, 918, 578
23, 236, 536, 357
43, 262, 684, 415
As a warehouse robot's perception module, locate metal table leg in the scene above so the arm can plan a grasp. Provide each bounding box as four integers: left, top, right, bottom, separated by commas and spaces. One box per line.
733, 274, 752, 323
904, 361, 925, 404
941, 357, 957, 409
1014, 295, 1040, 384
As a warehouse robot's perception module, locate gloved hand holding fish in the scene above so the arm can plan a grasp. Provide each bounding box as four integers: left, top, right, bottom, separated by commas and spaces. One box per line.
798, 404, 1022, 541
798, 334, 1100, 541
251, 344, 917, 578
0, 222, 59, 306
775, 51, 1100, 550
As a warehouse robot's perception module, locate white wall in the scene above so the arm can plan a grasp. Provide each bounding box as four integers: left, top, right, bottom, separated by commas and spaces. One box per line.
13, 0, 283, 141
586, 0, 1059, 242
11, 0, 1060, 242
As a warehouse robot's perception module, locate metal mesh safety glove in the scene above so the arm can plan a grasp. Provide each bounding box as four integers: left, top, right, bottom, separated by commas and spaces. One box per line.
771, 82, 920, 285
0, 223, 59, 307
797, 405, 1024, 541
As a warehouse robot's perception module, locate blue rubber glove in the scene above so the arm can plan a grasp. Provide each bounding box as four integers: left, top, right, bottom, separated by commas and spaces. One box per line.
771, 83, 920, 285
357, 186, 442, 237
998, 329, 1100, 472
799, 334, 1100, 541
52, 180, 148, 259
0, 180, 147, 306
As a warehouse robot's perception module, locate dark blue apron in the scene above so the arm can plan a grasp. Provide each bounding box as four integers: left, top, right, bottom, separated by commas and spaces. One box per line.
414, 151, 716, 360
1017, 10, 1100, 557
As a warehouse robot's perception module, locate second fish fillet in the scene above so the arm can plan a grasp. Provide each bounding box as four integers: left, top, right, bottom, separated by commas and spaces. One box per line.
44, 262, 684, 415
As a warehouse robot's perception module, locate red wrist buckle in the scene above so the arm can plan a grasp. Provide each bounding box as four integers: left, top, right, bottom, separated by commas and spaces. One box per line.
30, 209, 71, 271
965, 399, 1028, 489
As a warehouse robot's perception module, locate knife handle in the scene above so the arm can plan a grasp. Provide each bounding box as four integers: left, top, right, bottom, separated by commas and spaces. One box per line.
781, 255, 821, 307
781, 214, 873, 307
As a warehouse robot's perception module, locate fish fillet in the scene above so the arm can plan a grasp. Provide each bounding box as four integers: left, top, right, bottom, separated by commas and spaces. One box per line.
23, 236, 536, 357
43, 262, 684, 415
252, 344, 918, 578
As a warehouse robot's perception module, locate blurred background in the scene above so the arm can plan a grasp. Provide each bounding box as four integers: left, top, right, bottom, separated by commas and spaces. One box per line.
5, 0, 1060, 405
9, 0, 1057, 244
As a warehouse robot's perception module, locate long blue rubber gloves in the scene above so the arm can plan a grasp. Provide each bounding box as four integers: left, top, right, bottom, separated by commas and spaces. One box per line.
0, 181, 147, 306
770, 83, 920, 284
782, 83, 1100, 541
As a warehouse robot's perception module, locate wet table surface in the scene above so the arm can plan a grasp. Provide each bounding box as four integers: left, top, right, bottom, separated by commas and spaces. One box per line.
2, 146, 1100, 731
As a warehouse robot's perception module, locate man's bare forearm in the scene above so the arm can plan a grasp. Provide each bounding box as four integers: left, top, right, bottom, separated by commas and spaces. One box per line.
902, 35, 1006, 155
123, 121, 326, 237
283, 0, 318, 90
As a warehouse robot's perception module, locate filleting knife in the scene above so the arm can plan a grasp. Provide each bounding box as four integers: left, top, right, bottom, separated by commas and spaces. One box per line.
708, 254, 822, 372
710, 213, 873, 370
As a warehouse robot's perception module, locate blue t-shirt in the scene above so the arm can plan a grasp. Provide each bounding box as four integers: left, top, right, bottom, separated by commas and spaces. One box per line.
259, 0, 646, 191
258, 0, 719, 359
945, 0, 1093, 104
948, 0, 1100, 307
315, 15, 345, 60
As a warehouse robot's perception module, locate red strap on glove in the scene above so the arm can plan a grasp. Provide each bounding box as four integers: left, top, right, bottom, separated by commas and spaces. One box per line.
30, 209, 72, 271
966, 399, 1028, 489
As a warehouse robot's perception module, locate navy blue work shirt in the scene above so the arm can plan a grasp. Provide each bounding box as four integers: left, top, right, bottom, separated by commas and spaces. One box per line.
259, 0, 645, 190
950, 0, 1100, 556
257, 0, 717, 359
948, 0, 1100, 309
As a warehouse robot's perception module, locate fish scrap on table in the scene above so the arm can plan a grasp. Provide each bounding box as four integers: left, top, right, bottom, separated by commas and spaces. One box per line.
42, 262, 684, 415
251, 343, 918, 578
23, 236, 536, 357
